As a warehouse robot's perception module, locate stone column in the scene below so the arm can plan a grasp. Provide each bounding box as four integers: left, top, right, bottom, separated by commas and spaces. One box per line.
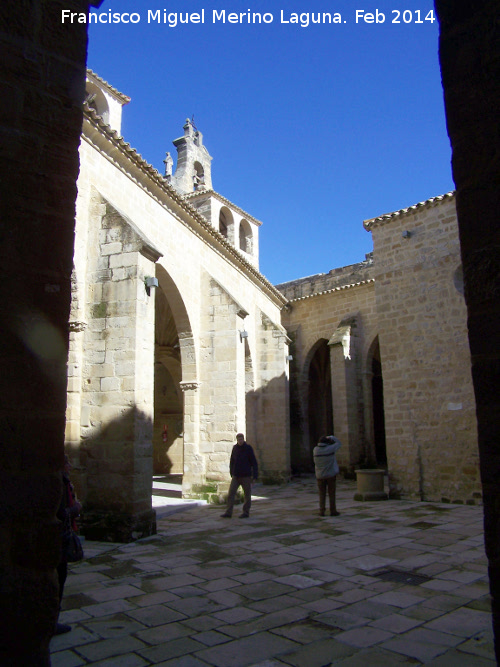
362, 368, 376, 462
0, 1, 103, 663
81, 228, 160, 541
254, 314, 291, 483
180, 381, 204, 496
328, 323, 362, 470
65, 319, 88, 498
435, 2, 500, 659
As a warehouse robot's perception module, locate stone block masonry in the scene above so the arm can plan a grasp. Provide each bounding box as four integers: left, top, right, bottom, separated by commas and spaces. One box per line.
366, 195, 480, 503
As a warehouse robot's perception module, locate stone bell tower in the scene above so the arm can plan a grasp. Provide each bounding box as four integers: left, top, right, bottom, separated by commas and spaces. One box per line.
166, 118, 213, 195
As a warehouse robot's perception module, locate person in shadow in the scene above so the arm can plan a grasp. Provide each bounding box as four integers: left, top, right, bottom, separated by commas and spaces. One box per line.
54, 455, 82, 635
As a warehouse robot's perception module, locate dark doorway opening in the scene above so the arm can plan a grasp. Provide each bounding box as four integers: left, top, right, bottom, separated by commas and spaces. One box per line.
372, 340, 387, 465
308, 340, 334, 455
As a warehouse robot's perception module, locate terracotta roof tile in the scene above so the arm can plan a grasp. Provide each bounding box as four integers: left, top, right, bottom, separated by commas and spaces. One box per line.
284, 279, 375, 303
363, 191, 455, 230
86, 69, 131, 104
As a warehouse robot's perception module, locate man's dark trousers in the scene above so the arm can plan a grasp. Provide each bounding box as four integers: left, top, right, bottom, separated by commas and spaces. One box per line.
226, 476, 252, 516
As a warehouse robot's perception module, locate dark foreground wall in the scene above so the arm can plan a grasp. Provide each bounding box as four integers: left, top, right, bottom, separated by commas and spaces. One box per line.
435, 0, 500, 660
0, 2, 101, 664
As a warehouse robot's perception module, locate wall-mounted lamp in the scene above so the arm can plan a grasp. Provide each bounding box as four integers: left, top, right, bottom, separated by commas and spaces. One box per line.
239, 330, 249, 342
286, 355, 293, 362
145, 276, 159, 296
402, 230, 411, 239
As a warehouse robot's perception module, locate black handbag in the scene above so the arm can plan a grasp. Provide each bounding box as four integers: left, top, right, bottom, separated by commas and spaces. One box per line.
66, 530, 84, 562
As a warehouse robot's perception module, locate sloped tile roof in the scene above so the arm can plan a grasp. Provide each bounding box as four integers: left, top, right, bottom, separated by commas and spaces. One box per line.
283, 279, 375, 303
86, 68, 131, 104
363, 191, 455, 230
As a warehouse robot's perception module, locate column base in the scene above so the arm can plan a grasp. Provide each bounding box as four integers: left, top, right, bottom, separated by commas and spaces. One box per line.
83, 508, 156, 542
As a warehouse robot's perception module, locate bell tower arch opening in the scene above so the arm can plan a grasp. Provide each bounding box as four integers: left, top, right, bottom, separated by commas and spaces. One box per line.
85, 83, 109, 124
193, 160, 205, 190
239, 219, 253, 255
219, 207, 234, 243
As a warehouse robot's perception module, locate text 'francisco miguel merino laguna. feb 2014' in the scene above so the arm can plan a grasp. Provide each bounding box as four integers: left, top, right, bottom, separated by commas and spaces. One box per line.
61, 9, 437, 28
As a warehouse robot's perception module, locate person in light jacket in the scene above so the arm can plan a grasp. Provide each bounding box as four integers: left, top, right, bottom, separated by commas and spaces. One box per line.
313, 435, 342, 516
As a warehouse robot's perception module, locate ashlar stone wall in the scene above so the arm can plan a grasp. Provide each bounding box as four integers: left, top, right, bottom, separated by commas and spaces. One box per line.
280, 195, 480, 505
67, 194, 159, 540
365, 194, 480, 502
0, 0, 102, 661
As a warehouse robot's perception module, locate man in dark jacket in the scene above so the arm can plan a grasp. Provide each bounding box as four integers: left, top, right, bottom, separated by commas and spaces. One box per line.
221, 433, 259, 518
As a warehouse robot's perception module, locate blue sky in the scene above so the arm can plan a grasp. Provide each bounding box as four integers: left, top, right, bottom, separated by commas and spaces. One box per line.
86, 0, 453, 285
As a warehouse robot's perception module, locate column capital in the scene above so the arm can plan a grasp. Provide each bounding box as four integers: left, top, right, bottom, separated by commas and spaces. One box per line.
69, 320, 87, 332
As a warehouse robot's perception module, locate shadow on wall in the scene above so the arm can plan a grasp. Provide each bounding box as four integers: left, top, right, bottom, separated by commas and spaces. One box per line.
244, 372, 291, 486
70, 405, 156, 543
70, 369, 291, 534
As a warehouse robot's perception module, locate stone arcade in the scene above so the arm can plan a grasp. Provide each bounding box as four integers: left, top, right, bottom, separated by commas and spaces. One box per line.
66, 70, 481, 543
68, 72, 291, 540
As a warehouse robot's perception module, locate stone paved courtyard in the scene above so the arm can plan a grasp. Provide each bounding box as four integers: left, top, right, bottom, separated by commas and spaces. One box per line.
51, 476, 495, 666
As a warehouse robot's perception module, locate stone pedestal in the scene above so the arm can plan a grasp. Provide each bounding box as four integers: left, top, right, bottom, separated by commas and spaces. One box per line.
354, 469, 388, 501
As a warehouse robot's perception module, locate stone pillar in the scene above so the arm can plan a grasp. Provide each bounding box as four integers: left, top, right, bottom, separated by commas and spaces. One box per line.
0, 1, 103, 663
362, 368, 376, 462
65, 319, 88, 498
81, 222, 160, 541
180, 381, 205, 496
254, 313, 291, 483
435, 1, 500, 659
328, 322, 362, 470
190, 277, 244, 500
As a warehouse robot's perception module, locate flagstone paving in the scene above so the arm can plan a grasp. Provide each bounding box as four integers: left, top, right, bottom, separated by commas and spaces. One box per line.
51, 476, 496, 666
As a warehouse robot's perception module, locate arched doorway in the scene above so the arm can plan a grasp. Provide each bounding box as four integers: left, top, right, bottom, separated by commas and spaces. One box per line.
307, 339, 334, 455
154, 287, 182, 474
154, 264, 195, 476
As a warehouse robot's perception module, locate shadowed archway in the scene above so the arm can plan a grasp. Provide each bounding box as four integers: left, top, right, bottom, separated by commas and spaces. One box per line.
307, 339, 334, 456
154, 264, 195, 475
